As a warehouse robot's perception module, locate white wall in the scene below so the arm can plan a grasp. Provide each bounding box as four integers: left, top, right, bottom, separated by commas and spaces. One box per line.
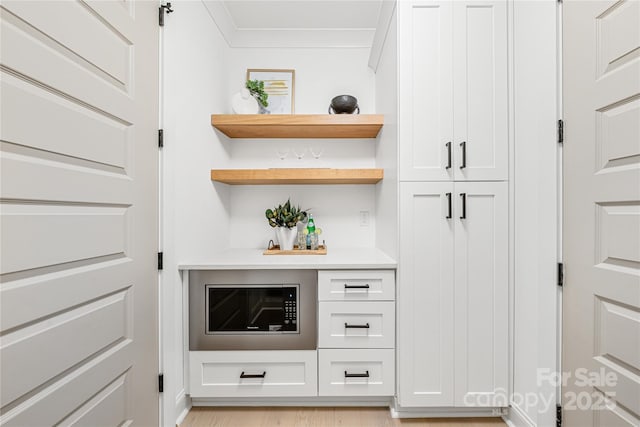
509, 1, 559, 426
161, 0, 231, 424
222, 47, 379, 249
374, 6, 398, 259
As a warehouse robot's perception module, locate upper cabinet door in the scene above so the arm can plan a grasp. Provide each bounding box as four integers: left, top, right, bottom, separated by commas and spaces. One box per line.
453, 0, 508, 181
399, 1, 454, 182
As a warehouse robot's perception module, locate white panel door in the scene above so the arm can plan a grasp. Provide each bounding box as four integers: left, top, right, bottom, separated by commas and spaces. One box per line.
563, 1, 640, 426
0, 1, 158, 426
398, 182, 454, 406
453, 182, 508, 406
399, 0, 454, 182
453, 0, 508, 181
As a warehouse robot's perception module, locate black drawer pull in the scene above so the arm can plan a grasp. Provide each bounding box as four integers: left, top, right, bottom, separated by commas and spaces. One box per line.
344, 284, 370, 289
446, 141, 452, 169
240, 371, 266, 379
345, 370, 370, 378
446, 192, 452, 219
344, 323, 370, 329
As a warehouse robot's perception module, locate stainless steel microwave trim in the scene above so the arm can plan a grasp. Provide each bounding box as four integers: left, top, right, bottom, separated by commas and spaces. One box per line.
189, 269, 317, 351
204, 283, 300, 335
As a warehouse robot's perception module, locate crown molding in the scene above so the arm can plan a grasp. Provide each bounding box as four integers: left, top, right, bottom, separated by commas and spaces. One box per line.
368, 0, 396, 71
203, 0, 375, 48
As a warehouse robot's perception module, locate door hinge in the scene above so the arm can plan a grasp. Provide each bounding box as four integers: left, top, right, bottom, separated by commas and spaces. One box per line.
158, 252, 163, 270
558, 262, 564, 287
558, 119, 564, 144
158, 129, 164, 148
159, 2, 173, 27
556, 404, 562, 427
159, 374, 164, 393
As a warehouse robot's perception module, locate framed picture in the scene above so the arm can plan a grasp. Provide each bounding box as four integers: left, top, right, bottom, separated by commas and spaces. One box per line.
246, 69, 295, 114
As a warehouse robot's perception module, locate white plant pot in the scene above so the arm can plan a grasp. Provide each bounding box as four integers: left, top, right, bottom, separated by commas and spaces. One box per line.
275, 227, 297, 251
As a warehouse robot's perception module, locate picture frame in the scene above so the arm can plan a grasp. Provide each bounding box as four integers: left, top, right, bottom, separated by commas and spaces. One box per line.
246, 69, 295, 114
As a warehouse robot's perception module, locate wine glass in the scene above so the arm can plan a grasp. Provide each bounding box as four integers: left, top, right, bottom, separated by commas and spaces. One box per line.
310, 147, 324, 160
293, 148, 305, 160
276, 148, 289, 160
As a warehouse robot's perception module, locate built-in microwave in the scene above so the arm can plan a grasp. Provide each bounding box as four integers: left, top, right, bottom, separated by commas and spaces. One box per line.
205, 284, 299, 334
189, 270, 317, 351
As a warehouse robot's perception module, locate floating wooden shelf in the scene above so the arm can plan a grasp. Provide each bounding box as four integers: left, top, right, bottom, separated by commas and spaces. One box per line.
211, 114, 384, 139
210, 168, 384, 185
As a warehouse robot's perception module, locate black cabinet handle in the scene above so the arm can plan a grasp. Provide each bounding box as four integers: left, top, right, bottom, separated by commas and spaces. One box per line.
460, 141, 466, 169
344, 323, 370, 329
240, 371, 266, 379
446, 141, 452, 169
344, 284, 370, 289
460, 193, 466, 219
345, 370, 370, 378
446, 192, 452, 219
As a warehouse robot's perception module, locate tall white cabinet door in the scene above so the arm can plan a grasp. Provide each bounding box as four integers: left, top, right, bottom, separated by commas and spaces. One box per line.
453, 0, 508, 181
453, 182, 508, 406
399, 1, 454, 182
398, 183, 455, 407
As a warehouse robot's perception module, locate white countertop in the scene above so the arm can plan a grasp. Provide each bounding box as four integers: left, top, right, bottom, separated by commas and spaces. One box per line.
178, 247, 397, 270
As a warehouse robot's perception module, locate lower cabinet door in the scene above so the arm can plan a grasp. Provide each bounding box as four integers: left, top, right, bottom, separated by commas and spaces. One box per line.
453, 181, 509, 406
318, 349, 395, 396
189, 350, 317, 397
398, 182, 455, 407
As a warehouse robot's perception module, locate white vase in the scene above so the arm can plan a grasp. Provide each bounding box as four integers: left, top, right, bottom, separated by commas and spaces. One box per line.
275, 227, 297, 251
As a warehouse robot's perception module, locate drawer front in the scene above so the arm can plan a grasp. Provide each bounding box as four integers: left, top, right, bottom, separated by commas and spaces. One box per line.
318, 301, 395, 348
189, 350, 317, 397
318, 349, 395, 396
318, 270, 395, 301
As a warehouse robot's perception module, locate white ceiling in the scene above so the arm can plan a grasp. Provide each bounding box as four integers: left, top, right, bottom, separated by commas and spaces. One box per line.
204, 0, 385, 48
222, 1, 382, 29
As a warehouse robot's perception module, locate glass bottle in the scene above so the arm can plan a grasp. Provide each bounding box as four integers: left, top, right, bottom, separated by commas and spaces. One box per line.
306, 214, 316, 249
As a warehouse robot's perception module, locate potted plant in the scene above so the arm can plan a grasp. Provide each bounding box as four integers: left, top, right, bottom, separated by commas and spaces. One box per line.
265, 199, 307, 250
246, 79, 269, 114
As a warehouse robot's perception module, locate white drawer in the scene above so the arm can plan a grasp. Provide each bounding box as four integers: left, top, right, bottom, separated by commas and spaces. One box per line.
189, 350, 317, 397
318, 301, 395, 348
318, 349, 395, 396
318, 270, 395, 301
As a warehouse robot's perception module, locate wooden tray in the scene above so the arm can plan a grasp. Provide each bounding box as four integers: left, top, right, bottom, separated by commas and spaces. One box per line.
263, 245, 327, 255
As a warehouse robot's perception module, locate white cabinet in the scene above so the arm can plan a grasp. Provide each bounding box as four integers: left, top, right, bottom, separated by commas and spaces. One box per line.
398, 183, 455, 406
398, 182, 508, 407
318, 270, 395, 301
399, 0, 508, 182
318, 301, 395, 349
399, 1, 453, 182
453, 182, 508, 406
317, 270, 396, 397
318, 349, 395, 396
189, 350, 317, 398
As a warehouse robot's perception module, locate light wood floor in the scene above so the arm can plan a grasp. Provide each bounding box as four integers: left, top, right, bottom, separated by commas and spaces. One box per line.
180, 407, 506, 427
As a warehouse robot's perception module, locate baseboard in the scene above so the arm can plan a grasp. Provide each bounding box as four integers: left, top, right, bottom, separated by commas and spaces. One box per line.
175, 390, 192, 426
391, 399, 508, 419
191, 396, 393, 407
504, 403, 536, 427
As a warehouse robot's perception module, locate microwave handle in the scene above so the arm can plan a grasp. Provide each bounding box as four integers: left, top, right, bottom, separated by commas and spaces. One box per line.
240, 371, 266, 379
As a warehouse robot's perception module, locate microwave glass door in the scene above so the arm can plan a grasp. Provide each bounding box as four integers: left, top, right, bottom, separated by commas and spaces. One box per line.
206, 285, 298, 334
